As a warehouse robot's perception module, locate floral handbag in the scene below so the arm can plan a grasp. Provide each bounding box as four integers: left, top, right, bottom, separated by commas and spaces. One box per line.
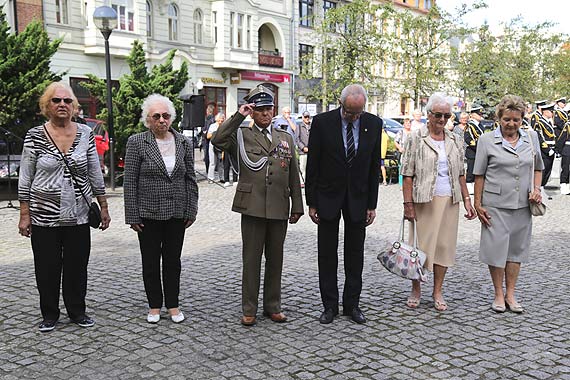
377, 216, 428, 282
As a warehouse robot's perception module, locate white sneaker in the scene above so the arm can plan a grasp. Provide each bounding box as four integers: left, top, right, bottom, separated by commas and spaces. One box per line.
171, 312, 185, 323
147, 313, 160, 324
223, 182, 232, 188
561, 183, 570, 195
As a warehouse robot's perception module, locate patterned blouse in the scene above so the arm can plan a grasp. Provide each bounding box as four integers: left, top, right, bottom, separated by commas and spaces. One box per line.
400, 125, 465, 204
18, 124, 106, 227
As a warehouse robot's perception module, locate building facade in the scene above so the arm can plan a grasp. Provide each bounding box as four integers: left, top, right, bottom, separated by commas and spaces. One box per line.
3, 0, 296, 118
295, 0, 436, 116
3, 0, 437, 118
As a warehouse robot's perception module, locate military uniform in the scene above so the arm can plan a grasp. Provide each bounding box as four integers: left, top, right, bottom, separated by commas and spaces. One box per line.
553, 97, 568, 137
211, 86, 303, 321
534, 106, 556, 187
464, 105, 484, 184
556, 122, 570, 194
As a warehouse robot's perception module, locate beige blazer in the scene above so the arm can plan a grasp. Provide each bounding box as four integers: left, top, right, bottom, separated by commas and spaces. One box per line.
400, 125, 465, 204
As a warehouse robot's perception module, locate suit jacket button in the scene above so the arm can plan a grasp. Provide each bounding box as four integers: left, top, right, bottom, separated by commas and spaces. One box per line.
269, 162, 273, 165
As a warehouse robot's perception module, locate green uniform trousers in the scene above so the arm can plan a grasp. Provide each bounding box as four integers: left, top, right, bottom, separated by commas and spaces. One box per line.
241, 214, 288, 316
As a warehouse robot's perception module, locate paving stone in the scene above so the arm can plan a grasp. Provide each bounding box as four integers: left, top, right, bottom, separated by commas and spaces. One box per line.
1, 171, 569, 379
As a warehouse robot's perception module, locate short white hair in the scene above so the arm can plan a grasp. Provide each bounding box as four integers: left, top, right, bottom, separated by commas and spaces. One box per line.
425, 92, 452, 113
141, 94, 176, 127
340, 84, 368, 104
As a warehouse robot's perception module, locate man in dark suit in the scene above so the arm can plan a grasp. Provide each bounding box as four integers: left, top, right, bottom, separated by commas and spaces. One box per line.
212, 85, 304, 326
305, 84, 382, 324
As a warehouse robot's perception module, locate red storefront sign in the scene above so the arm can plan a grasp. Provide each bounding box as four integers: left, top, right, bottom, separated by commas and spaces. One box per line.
240, 71, 290, 83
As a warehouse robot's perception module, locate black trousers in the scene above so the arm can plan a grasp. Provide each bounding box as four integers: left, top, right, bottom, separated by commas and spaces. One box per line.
318, 203, 366, 312
223, 154, 238, 183
203, 139, 210, 174
466, 157, 475, 183
541, 153, 555, 186
561, 155, 570, 183
137, 218, 186, 309
31, 224, 91, 321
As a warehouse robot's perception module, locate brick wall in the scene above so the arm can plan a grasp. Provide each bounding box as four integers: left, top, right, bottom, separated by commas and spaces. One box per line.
16, 0, 43, 33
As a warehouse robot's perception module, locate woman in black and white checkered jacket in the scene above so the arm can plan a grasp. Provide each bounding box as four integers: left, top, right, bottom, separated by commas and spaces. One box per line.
123, 94, 198, 324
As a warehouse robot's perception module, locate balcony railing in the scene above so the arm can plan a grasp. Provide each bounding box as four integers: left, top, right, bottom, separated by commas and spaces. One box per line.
258, 49, 283, 68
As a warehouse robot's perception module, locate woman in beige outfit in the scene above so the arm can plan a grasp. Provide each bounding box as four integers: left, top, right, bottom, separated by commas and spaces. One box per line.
401, 93, 477, 311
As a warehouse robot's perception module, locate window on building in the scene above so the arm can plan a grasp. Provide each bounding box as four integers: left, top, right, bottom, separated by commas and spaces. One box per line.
299, 0, 314, 28
146, 1, 152, 37
237, 13, 244, 48
246, 16, 252, 50
299, 44, 314, 75
323, 0, 336, 31
168, 4, 178, 41
193, 9, 203, 44
230, 12, 235, 47
230, 12, 251, 49
237, 88, 250, 108
111, 2, 135, 32
212, 11, 218, 45
56, 0, 69, 24
202, 87, 227, 115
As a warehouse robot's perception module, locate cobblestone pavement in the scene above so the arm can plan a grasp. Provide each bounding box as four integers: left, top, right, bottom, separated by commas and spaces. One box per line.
1, 164, 569, 379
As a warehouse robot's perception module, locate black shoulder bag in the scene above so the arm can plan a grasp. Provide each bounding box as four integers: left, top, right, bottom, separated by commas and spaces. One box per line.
44, 125, 102, 228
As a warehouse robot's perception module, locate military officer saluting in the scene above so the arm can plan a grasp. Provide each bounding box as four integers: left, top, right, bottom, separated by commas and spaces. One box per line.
211, 85, 303, 327
534, 101, 557, 194
554, 97, 568, 137
464, 104, 484, 194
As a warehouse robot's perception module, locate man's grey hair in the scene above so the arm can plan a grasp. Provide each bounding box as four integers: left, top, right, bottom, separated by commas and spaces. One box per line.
282, 106, 291, 113
425, 92, 453, 113
141, 94, 176, 127
214, 112, 225, 121
340, 84, 368, 104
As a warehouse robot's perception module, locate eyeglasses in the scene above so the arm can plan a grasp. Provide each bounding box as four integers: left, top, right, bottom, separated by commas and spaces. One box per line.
429, 111, 452, 119
303, 115, 310, 118
151, 113, 171, 120
340, 102, 364, 117
51, 97, 74, 104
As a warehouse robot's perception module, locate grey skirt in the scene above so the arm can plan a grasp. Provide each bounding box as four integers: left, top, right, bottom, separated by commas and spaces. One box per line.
479, 206, 532, 268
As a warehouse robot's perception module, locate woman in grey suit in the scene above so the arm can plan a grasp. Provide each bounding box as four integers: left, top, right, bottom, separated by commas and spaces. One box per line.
473, 95, 544, 314
124, 94, 198, 324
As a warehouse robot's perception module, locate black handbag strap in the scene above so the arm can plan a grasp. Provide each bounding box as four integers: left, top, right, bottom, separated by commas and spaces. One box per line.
44, 124, 94, 208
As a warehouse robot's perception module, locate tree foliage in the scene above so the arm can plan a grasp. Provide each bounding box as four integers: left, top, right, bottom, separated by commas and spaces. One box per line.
0, 9, 62, 139
299, 0, 481, 110
455, 19, 567, 110
81, 40, 188, 156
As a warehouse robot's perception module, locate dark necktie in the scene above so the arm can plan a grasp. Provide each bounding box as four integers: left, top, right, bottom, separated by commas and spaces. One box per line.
346, 122, 355, 165
261, 128, 271, 145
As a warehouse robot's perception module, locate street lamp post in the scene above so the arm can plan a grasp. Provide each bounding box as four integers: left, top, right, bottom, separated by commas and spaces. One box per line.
93, 6, 118, 190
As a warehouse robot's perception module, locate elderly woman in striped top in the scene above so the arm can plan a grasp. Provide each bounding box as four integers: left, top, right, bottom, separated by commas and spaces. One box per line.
18, 82, 110, 332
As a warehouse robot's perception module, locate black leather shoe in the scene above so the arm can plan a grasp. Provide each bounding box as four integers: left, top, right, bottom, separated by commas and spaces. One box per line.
343, 307, 366, 324
319, 308, 338, 324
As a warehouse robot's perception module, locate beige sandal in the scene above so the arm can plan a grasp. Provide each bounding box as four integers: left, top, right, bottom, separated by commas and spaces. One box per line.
406, 295, 421, 308
433, 299, 448, 311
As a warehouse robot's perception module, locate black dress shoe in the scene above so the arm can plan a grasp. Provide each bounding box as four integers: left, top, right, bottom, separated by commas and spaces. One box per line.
343, 307, 366, 324
319, 308, 338, 324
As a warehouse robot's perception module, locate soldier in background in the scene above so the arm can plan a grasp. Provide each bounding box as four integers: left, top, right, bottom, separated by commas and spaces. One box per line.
534, 102, 557, 196
529, 100, 547, 129
553, 97, 567, 137
212, 85, 303, 327
464, 104, 484, 194
556, 121, 570, 195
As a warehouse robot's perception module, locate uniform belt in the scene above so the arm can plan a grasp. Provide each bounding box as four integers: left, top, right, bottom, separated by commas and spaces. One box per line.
545, 141, 555, 145
566, 141, 570, 145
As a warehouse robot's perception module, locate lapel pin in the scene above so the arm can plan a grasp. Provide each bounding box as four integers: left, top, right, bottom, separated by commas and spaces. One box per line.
365, 128, 368, 132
